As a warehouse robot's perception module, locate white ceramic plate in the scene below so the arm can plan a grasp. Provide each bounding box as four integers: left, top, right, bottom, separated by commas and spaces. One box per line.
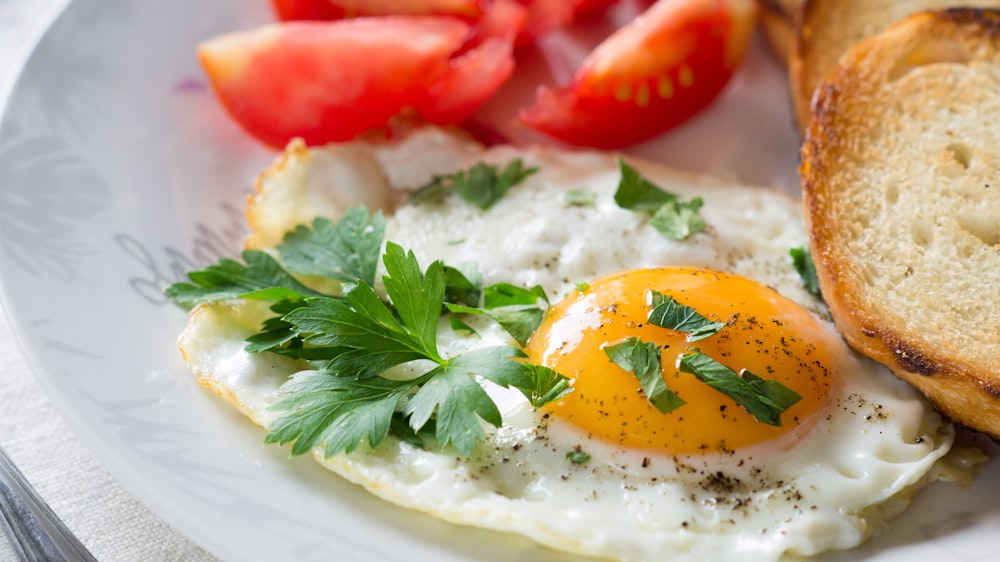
0, 1, 998, 561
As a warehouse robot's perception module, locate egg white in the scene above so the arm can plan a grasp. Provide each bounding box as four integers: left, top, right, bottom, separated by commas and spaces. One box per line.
180, 128, 958, 561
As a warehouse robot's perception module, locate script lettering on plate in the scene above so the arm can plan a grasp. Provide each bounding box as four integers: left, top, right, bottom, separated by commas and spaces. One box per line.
117, 201, 246, 305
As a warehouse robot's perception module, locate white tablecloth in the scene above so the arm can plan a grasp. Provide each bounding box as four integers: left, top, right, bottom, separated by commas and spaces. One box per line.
0, 1, 214, 560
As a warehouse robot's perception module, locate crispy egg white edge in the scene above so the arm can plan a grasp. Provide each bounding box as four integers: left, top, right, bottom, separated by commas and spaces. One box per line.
182, 128, 962, 561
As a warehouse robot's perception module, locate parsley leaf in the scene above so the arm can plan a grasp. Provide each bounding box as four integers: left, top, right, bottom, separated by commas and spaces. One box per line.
614, 158, 677, 211
446, 282, 549, 346
282, 293, 428, 378
264, 368, 419, 456
441, 347, 571, 418
410, 159, 538, 210
483, 308, 545, 347
277, 209, 384, 287
604, 337, 685, 414
650, 197, 707, 240
483, 282, 549, 308
402, 346, 567, 456
405, 359, 502, 457
490, 159, 539, 199
165, 250, 324, 308
790, 246, 822, 299
279, 243, 447, 377
448, 316, 479, 336
443, 262, 482, 307
566, 450, 591, 464
244, 316, 300, 354
565, 188, 596, 207
381, 243, 446, 359
614, 158, 707, 240
446, 303, 545, 347
677, 351, 801, 426
522, 364, 574, 407
648, 291, 726, 342
389, 412, 432, 449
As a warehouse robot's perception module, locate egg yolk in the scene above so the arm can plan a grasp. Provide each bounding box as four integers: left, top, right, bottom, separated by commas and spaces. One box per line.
524, 267, 836, 454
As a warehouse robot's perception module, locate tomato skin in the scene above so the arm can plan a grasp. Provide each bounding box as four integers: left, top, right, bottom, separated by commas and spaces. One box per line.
516, 0, 574, 39
271, 0, 482, 21
520, 0, 758, 148
418, 38, 516, 124
271, 0, 342, 20
271, 0, 612, 45
574, 0, 622, 17
516, 0, 621, 40
419, 1, 522, 123
465, 0, 527, 48
198, 19, 469, 148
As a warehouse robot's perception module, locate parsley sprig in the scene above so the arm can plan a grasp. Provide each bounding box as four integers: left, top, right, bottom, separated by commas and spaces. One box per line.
614, 158, 706, 240
278, 210, 385, 286
648, 291, 725, 342
410, 159, 538, 210
446, 283, 549, 346
790, 246, 822, 299
167, 207, 570, 458
165, 249, 323, 307
604, 337, 685, 414
678, 352, 802, 426
166, 207, 385, 307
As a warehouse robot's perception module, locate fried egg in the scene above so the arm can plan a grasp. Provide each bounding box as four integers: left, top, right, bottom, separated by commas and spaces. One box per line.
180, 127, 963, 561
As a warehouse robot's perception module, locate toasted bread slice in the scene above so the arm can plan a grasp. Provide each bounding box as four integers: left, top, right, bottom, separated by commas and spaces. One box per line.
800, 8, 1000, 438
759, 0, 802, 64
790, 0, 1000, 129
760, 0, 801, 20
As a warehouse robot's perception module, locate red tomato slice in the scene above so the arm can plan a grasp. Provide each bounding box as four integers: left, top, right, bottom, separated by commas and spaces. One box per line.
516, 0, 621, 40
199, 18, 516, 148
418, 38, 515, 124
271, 0, 608, 46
199, 19, 467, 147
519, 0, 757, 148
271, 0, 482, 21
422, 1, 521, 123
574, 0, 623, 17
517, 0, 574, 39
464, 0, 527, 48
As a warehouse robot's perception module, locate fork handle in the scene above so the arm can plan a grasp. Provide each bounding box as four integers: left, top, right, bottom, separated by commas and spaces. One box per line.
0, 445, 97, 562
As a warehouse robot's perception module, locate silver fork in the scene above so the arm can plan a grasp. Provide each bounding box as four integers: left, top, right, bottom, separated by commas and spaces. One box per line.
0, 444, 97, 562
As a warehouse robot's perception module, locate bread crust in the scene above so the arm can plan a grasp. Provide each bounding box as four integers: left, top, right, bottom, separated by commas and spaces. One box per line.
801, 8, 1000, 438
759, 0, 798, 64
790, 0, 1000, 131
758, 0, 800, 19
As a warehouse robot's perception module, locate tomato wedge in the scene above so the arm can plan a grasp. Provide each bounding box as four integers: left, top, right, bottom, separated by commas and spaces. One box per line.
464, 0, 527, 48
574, 0, 624, 17
418, 39, 515, 124
271, 0, 615, 45
517, 0, 620, 40
198, 18, 514, 148
271, 0, 482, 21
520, 0, 758, 148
